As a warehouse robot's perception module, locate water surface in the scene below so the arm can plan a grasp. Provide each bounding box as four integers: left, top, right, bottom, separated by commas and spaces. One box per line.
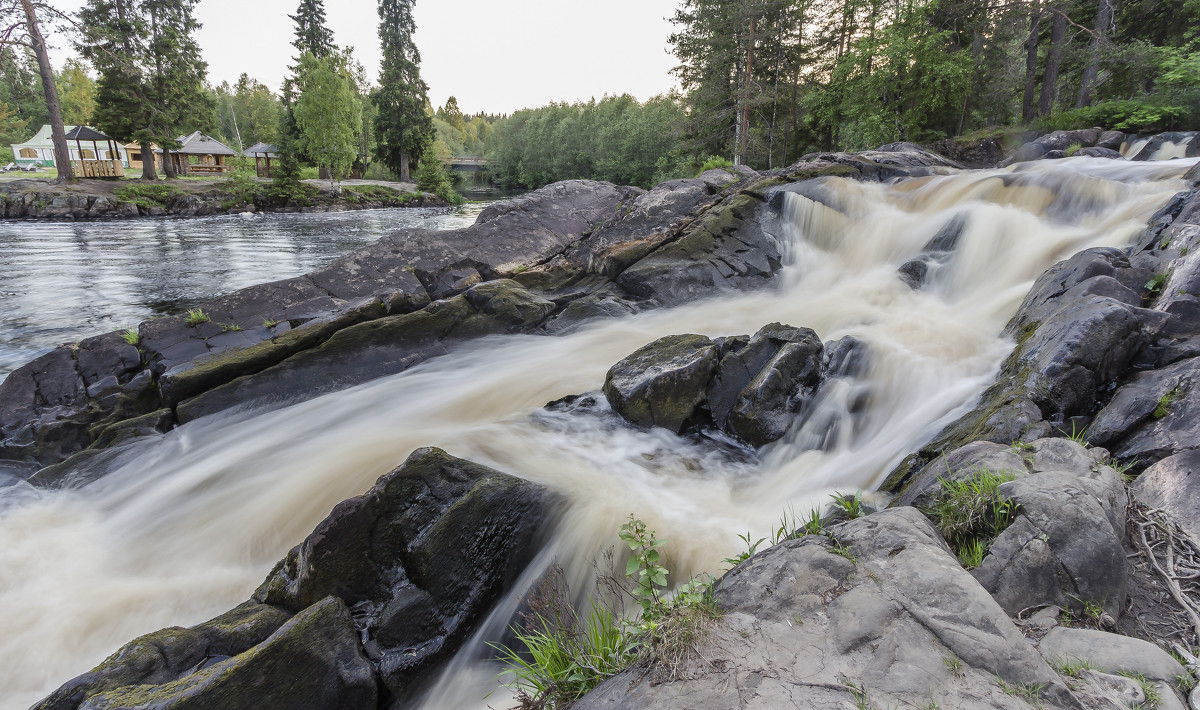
0, 204, 487, 381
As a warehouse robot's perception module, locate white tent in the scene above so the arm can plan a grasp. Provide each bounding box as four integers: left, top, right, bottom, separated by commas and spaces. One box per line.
10, 125, 130, 167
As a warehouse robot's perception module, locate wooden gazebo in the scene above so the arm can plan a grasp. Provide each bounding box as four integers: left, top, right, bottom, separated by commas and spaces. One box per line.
64, 126, 124, 178
244, 142, 279, 178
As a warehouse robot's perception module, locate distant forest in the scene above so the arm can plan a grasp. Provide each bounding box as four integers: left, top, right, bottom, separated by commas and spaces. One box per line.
2, 0, 1196, 190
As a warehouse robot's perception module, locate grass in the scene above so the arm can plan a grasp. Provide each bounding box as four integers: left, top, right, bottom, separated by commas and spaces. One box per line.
114, 183, 185, 209
922, 468, 1017, 569
120, 328, 139, 346
262, 319, 279, 328
995, 677, 1045, 701
218, 322, 242, 332
943, 655, 964, 677
1065, 142, 1083, 156
831, 490, 866, 520
1064, 421, 1090, 446
1118, 671, 1161, 708
184, 308, 210, 327
771, 505, 826, 544
722, 532, 767, 569
1145, 271, 1170, 295
1153, 386, 1183, 419
1050, 655, 1096, 677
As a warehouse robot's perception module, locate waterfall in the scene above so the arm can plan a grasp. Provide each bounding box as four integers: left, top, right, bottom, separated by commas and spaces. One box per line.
0, 156, 1194, 709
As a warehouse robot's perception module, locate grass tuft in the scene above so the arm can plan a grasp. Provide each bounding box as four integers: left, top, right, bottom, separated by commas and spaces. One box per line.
184, 308, 210, 327
922, 468, 1017, 569
120, 328, 140, 346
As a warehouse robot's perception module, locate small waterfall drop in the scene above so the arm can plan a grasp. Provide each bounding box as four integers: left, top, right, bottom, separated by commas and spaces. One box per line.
0, 156, 1195, 709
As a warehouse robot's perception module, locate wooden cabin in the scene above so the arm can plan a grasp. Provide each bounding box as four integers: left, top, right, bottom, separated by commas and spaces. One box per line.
159, 132, 238, 174
244, 142, 278, 178
124, 142, 161, 173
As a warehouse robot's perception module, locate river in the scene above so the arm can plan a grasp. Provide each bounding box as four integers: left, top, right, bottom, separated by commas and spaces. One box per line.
0, 204, 488, 383
0, 157, 1196, 709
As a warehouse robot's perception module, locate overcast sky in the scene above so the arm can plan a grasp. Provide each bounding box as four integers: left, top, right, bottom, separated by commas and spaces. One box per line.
46, 0, 682, 115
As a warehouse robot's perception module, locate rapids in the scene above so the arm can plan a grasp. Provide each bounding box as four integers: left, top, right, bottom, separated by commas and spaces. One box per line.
0, 156, 1196, 709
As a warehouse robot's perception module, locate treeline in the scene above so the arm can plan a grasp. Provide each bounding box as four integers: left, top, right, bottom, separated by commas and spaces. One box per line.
670, 0, 1200, 164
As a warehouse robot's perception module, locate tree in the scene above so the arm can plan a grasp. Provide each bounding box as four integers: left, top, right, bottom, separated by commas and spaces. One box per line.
289, 0, 335, 61
142, 0, 214, 178
0, 0, 72, 180
373, 0, 433, 182
214, 74, 282, 150
56, 58, 96, 125
293, 50, 361, 184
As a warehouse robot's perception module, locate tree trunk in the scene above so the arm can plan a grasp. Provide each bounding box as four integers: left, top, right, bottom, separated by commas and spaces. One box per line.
1037, 8, 1067, 117
20, 0, 73, 182
1076, 0, 1113, 108
1021, 3, 1042, 123
139, 141, 158, 180
163, 149, 178, 178
738, 14, 756, 166
399, 151, 410, 183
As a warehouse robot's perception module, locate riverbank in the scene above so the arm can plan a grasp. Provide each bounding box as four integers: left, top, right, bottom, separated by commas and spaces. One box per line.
0, 176, 450, 220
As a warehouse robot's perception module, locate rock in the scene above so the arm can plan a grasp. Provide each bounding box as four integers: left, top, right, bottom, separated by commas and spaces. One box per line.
603, 334, 719, 433
253, 447, 557, 697
706, 325, 821, 436
898, 214, 968, 289
1038, 627, 1186, 683
574, 508, 1077, 710
821, 335, 868, 379
1128, 132, 1200, 161
1096, 131, 1128, 151
1077, 147, 1123, 159
1010, 129, 1105, 164
929, 137, 1006, 169
1088, 355, 1200, 467
891, 440, 1031, 509
73, 598, 375, 710
1130, 449, 1200, 543
34, 602, 291, 710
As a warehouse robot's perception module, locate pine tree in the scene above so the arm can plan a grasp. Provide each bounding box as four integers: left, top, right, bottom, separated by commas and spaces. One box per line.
289, 0, 335, 61
142, 0, 214, 177
373, 0, 433, 182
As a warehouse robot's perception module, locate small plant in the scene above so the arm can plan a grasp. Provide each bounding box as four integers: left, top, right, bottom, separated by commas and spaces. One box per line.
771, 505, 825, 543
1146, 271, 1170, 294
184, 308, 210, 326
120, 328, 140, 346
262, 319, 279, 328
619, 516, 670, 617
696, 155, 734, 174
831, 490, 865, 519
828, 539, 858, 563
1154, 386, 1183, 419
218, 322, 242, 332
995, 676, 1045, 700
1064, 421, 1090, 446
513, 264, 529, 274
1050, 655, 1096, 678
722, 532, 766, 569
1160, 235, 1173, 250
922, 468, 1017, 569
1065, 142, 1083, 156
943, 654, 964, 677
845, 681, 873, 710
1176, 671, 1198, 693
1119, 670, 1161, 707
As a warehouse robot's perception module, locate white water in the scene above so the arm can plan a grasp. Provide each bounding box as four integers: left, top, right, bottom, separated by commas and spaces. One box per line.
0, 157, 1195, 709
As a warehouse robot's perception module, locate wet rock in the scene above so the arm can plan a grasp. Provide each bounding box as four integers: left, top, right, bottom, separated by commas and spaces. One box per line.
1088, 356, 1200, 467
898, 214, 968, 289
1096, 131, 1128, 151
821, 335, 868, 379
1128, 132, 1200, 161
74, 598, 374, 710
1010, 128, 1105, 164
929, 136, 1006, 168
1130, 449, 1200, 543
34, 602, 292, 710
723, 326, 823, 446
253, 447, 557, 697
891, 440, 1032, 509
575, 508, 1077, 710
603, 334, 720, 433
1077, 146, 1123, 159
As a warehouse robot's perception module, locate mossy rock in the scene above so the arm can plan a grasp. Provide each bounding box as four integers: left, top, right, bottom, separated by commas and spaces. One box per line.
603, 334, 720, 433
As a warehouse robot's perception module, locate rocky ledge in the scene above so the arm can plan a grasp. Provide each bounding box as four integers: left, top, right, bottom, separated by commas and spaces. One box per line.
0, 145, 960, 485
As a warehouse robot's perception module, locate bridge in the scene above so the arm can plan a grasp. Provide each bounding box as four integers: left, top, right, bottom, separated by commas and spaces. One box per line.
448, 157, 488, 173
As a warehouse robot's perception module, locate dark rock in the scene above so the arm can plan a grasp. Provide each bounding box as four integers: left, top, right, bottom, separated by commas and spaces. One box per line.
1128, 131, 1200, 161
34, 602, 292, 710
724, 326, 823, 446
1077, 146, 1123, 159
820, 335, 868, 380
1010, 128, 1104, 164
928, 137, 1006, 169
890, 440, 1032, 510
74, 598, 374, 710
253, 447, 557, 697
898, 214, 967, 289
1088, 356, 1200, 467
542, 292, 638, 334
1096, 130, 1128, 151
603, 334, 719, 433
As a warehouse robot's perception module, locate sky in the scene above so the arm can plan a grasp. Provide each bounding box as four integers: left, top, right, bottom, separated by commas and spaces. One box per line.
47, 0, 682, 115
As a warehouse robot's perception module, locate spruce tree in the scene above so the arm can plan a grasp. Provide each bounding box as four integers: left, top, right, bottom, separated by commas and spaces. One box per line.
143, 0, 214, 177
289, 0, 335, 61
374, 0, 432, 182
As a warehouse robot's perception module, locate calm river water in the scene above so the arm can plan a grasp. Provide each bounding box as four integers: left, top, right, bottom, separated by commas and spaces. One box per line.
0, 204, 489, 382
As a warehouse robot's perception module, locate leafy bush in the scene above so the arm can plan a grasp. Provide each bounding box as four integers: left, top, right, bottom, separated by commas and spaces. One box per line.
696, 155, 733, 174
114, 183, 185, 209
218, 162, 263, 207
415, 154, 463, 204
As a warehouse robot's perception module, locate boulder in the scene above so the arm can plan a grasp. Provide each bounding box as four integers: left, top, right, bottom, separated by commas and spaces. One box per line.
1088, 355, 1200, 467
722, 326, 824, 446
574, 508, 1077, 710
74, 598, 375, 710
1038, 627, 1186, 683
1077, 147, 1123, 159
603, 334, 720, 433
1130, 449, 1200, 543
1010, 129, 1105, 164
253, 447, 558, 697
1127, 132, 1200, 161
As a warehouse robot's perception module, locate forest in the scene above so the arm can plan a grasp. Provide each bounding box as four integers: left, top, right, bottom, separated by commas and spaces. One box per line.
1, 0, 1198, 192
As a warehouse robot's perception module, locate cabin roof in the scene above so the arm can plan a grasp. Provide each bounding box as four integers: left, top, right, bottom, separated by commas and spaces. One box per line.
63, 126, 115, 142
244, 142, 279, 157
168, 131, 239, 156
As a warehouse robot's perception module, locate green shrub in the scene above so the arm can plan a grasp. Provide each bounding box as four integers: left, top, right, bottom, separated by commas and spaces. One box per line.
120, 328, 140, 346
114, 183, 185, 209
923, 468, 1017, 569
697, 155, 733, 174
1064, 142, 1083, 157
184, 308, 210, 326
218, 161, 263, 207
415, 155, 464, 205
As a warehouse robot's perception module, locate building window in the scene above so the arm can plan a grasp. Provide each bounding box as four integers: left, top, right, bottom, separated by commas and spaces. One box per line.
131, 152, 142, 161
80, 149, 96, 159
18, 148, 35, 159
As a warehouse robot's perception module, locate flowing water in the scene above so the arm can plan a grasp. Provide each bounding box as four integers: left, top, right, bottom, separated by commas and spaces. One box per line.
0, 204, 488, 383
0, 157, 1196, 709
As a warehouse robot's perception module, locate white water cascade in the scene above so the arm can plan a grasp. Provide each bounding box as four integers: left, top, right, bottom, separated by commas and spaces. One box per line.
0, 157, 1195, 709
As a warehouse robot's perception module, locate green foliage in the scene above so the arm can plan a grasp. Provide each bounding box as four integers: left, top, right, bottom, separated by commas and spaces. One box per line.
120, 328, 140, 346
184, 308, 209, 326
1064, 143, 1082, 157
1050, 656, 1096, 678
1154, 387, 1184, 419
293, 51, 362, 182
262, 319, 279, 328
696, 155, 732, 174
114, 183, 184, 208
619, 516, 670, 617
289, 0, 336, 61
771, 505, 826, 544
831, 491, 865, 520
55, 59, 96, 126
487, 94, 687, 190
213, 74, 282, 150
722, 532, 766, 569
414, 149, 463, 204
1146, 271, 1171, 294
943, 655, 964, 677
923, 468, 1017, 568
218, 161, 263, 206
373, 0, 434, 179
